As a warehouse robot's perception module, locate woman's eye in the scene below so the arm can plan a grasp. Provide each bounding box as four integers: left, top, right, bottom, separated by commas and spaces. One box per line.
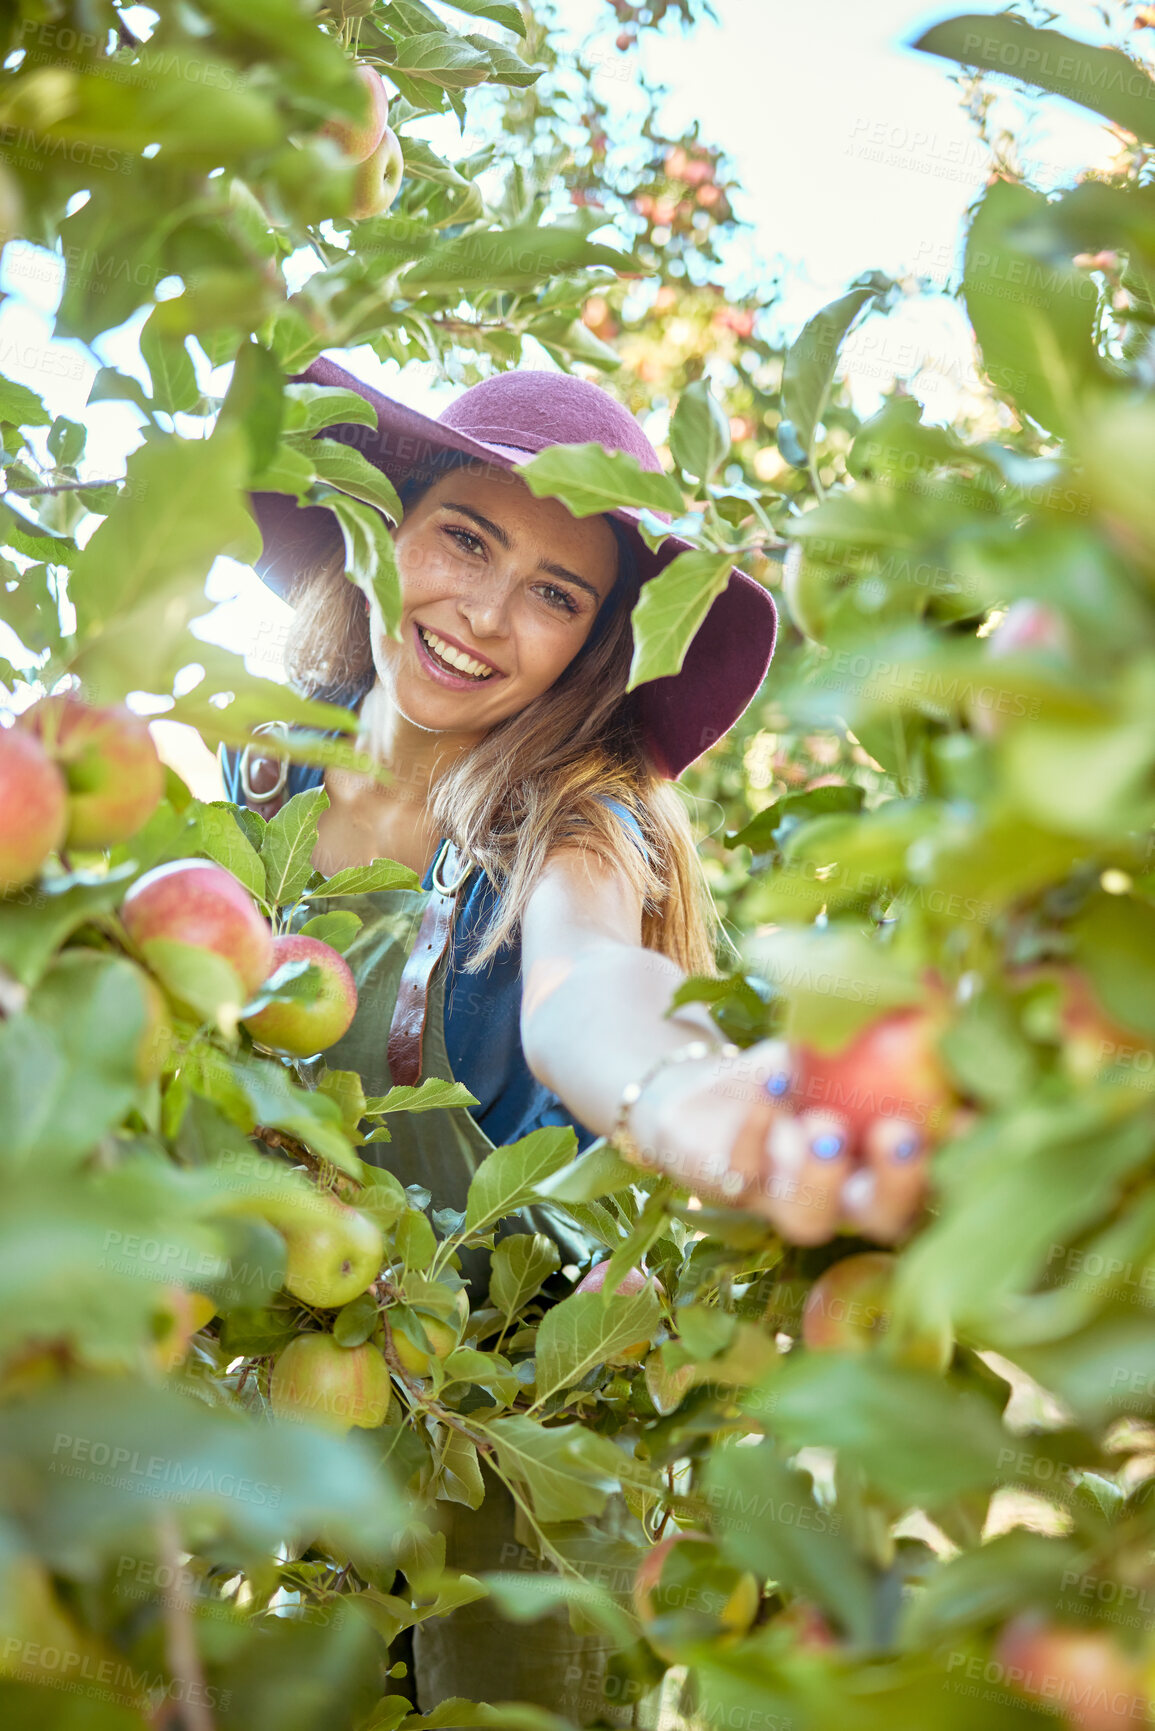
539, 584, 579, 615
444, 525, 485, 557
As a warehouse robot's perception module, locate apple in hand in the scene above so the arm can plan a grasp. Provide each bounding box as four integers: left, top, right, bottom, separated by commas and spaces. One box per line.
995, 1616, 1145, 1731
575, 1260, 663, 1363
21, 694, 164, 848
0, 726, 67, 889
270, 1333, 392, 1432
242, 934, 357, 1057
121, 860, 274, 999
321, 63, 389, 162
281, 1199, 384, 1309
351, 126, 403, 218
794, 1007, 955, 1154
801, 1251, 952, 1372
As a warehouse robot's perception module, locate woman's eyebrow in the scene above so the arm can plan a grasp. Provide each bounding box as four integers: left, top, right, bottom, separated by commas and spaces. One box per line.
439, 501, 603, 602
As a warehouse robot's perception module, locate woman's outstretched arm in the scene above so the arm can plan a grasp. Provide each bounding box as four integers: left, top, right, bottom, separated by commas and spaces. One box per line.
519, 845, 931, 1245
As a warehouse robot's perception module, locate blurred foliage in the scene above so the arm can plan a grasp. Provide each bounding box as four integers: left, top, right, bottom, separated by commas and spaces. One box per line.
3, 0, 1155, 1728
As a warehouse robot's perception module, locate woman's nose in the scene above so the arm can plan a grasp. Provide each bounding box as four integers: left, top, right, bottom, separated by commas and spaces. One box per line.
457, 578, 512, 636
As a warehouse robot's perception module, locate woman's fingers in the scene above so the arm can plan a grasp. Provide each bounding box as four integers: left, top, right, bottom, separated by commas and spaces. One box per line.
840, 1116, 930, 1243
754, 1108, 852, 1244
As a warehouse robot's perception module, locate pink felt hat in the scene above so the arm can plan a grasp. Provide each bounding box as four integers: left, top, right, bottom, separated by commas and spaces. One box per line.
251, 357, 777, 780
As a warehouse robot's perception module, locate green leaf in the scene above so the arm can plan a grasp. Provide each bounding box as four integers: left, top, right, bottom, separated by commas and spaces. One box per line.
532, 1286, 660, 1403
0, 375, 50, 427
307, 857, 422, 897
439, 0, 526, 37
962, 178, 1108, 435
669, 380, 731, 482
782, 284, 881, 462
261, 786, 330, 905
534, 1144, 639, 1204
365, 1077, 480, 1115
334, 1291, 380, 1348
140, 310, 201, 415
462, 1127, 577, 1236
597, 1185, 673, 1306
758, 1354, 1009, 1507
323, 492, 404, 636
0, 867, 135, 987
1070, 893, 1155, 1039
283, 383, 378, 435
7, 951, 154, 1169
303, 437, 404, 523
404, 221, 630, 296
706, 1442, 876, 1644
190, 802, 267, 900
218, 338, 284, 475
516, 443, 682, 519
142, 937, 246, 1033
489, 1233, 561, 1322
626, 548, 733, 690
478, 1415, 616, 1523
69, 430, 257, 701
299, 910, 363, 952
913, 13, 1155, 144
392, 33, 492, 92
461, 34, 543, 89
1, 1377, 402, 1572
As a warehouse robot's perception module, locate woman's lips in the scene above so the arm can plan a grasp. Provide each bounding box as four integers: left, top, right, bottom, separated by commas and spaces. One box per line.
412, 621, 503, 689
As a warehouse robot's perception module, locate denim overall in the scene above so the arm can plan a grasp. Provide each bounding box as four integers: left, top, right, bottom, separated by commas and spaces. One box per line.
292, 841, 660, 1727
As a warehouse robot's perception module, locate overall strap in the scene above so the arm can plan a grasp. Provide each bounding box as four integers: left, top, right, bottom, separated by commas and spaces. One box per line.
387, 839, 473, 1087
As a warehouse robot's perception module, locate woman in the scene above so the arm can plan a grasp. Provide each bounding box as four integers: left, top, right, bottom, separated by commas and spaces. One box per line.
225, 358, 930, 1721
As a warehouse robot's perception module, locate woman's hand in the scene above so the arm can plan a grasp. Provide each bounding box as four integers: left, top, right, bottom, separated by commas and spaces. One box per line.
625, 1035, 941, 1246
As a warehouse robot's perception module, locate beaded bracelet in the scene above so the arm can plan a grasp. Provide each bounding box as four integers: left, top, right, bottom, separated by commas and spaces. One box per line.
610, 1037, 740, 1170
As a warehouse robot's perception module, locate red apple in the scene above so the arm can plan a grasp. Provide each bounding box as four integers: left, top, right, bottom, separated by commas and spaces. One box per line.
0, 726, 67, 889
242, 934, 357, 1057
995, 1616, 1145, 1731
270, 1333, 392, 1432
350, 126, 403, 219
320, 63, 389, 163
794, 1007, 955, 1150
576, 1260, 663, 1363
21, 695, 164, 848
801, 1251, 952, 1372
121, 860, 274, 998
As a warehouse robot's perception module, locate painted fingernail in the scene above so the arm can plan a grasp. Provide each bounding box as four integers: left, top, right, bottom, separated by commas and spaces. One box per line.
763, 1070, 790, 1098
811, 1130, 844, 1161
719, 1170, 746, 1197
893, 1132, 923, 1162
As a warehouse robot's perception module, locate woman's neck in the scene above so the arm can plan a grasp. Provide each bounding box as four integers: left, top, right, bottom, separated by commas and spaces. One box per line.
356, 677, 483, 803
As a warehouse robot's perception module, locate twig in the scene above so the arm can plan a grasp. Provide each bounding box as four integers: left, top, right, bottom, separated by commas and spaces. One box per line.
6, 478, 125, 496
154, 1511, 215, 1731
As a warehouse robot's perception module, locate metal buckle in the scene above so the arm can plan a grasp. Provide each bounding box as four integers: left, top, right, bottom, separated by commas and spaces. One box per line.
431, 838, 474, 895
239, 720, 290, 806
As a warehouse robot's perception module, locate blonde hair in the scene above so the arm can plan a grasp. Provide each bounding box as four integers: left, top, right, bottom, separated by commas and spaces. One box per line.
284, 511, 725, 979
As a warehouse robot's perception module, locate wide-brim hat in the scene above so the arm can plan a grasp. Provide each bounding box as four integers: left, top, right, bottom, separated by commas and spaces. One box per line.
251, 357, 777, 781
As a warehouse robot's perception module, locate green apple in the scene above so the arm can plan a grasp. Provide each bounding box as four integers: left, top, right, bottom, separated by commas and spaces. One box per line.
281, 1201, 384, 1309
270, 1333, 392, 1432
242, 934, 358, 1057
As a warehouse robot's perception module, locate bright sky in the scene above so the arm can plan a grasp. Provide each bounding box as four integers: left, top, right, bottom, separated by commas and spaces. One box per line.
0, 0, 1139, 746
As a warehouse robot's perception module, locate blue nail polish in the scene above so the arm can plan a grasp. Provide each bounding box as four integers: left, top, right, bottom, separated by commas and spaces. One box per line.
893, 1134, 922, 1162
811, 1131, 844, 1161
763, 1072, 790, 1098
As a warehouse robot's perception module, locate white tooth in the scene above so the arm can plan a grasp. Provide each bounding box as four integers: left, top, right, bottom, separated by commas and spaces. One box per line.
422, 628, 491, 679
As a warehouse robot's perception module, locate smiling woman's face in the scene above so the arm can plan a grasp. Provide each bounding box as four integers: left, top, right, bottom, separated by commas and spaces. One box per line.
370, 463, 621, 735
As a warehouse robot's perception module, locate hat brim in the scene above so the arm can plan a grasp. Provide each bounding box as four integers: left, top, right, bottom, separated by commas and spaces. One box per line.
251, 357, 777, 780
